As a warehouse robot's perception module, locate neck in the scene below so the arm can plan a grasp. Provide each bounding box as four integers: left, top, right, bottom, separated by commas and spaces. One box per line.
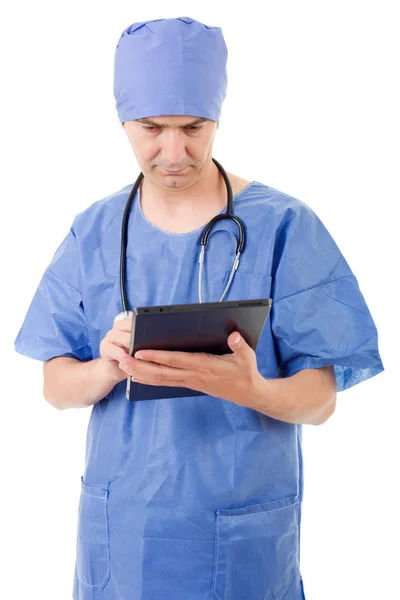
139, 159, 227, 219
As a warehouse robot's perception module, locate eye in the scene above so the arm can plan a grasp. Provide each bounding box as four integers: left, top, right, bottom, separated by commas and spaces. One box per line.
143, 125, 201, 132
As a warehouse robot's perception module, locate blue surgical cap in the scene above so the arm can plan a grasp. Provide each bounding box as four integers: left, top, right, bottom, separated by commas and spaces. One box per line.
113, 16, 228, 123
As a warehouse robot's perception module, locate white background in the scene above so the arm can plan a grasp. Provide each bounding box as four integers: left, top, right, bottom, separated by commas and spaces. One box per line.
1, 1, 398, 598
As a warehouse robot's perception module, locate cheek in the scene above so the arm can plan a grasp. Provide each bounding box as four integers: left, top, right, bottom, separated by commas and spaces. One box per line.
135, 147, 158, 171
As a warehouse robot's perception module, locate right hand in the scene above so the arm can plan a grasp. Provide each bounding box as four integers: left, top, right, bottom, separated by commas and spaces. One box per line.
99, 314, 133, 384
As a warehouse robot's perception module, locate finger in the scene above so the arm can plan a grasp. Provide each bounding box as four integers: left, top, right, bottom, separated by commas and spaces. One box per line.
227, 332, 255, 362
119, 357, 197, 387
107, 329, 131, 349
100, 340, 129, 363
100, 330, 131, 363
134, 349, 211, 370
114, 315, 133, 332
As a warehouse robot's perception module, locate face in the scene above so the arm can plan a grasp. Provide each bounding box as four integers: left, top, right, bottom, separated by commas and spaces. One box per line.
121, 116, 219, 190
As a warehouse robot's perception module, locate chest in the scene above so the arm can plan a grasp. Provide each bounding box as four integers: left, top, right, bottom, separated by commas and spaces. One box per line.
80, 202, 278, 375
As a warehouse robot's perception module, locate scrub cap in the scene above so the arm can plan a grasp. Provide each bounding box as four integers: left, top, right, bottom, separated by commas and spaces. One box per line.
113, 16, 228, 123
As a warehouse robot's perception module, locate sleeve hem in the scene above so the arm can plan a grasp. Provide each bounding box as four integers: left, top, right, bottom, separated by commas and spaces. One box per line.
283, 357, 385, 392
14, 342, 93, 363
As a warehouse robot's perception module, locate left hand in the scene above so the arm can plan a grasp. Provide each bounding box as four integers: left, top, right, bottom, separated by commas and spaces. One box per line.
118, 331, 263, 407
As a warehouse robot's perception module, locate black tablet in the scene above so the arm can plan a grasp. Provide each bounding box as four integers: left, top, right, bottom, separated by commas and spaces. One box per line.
125, 298, 272, 401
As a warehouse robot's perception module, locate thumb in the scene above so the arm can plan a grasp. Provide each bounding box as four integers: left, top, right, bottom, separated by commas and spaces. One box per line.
227, 331, 253, 359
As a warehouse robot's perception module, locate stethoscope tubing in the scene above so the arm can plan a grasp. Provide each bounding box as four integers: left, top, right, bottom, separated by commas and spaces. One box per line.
117, 157, 245, 319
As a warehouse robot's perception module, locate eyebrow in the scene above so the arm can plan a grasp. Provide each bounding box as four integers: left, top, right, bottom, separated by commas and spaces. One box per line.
136, 117, 208, 127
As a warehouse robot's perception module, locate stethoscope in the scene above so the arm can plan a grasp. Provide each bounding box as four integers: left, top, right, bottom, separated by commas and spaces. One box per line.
115, 157, 245, 321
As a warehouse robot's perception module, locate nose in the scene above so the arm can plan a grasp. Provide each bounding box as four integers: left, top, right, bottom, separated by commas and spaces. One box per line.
161, 130, 188, 168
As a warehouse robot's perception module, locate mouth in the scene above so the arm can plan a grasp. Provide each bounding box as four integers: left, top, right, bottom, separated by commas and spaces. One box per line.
164, 167, 188, 174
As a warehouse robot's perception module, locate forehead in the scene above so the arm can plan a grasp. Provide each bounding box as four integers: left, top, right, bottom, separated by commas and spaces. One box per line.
135, 116, 208, 127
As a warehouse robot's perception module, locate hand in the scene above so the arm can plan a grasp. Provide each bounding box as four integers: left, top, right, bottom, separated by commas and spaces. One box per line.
118, 331, 264, 407
98, 314, 133, 384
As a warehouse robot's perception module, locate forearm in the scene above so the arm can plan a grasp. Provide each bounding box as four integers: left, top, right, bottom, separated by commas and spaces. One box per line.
43, 357, 120, 410
249, 366, 337, 425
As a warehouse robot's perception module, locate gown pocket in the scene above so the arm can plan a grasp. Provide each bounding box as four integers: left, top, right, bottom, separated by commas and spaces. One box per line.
211, 493, 299, 600
75, 477, 110, 589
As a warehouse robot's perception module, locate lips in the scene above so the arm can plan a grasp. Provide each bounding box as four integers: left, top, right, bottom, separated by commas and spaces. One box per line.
164, 167, 187, 174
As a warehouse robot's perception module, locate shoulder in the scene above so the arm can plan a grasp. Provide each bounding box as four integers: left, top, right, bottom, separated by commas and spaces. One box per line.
238, 179, 319, 224
70, 182, 134, 238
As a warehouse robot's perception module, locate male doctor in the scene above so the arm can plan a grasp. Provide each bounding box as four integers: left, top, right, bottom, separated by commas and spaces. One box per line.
14, 16, 384, 600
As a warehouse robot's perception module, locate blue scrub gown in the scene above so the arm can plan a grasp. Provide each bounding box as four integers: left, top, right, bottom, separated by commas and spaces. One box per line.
14, 180, 384, 599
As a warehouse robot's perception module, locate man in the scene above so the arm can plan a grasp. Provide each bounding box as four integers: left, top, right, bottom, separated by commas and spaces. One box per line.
14, 16, 384, 600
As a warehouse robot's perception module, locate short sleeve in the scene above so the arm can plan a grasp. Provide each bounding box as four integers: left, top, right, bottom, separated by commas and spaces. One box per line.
270, 202, 384, 392
14, 226, 93, 362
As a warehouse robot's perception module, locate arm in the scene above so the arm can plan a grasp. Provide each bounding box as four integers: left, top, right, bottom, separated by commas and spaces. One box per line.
43, 315, 134, 410
250, 365, 337, 426
43, 356, 125, 410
